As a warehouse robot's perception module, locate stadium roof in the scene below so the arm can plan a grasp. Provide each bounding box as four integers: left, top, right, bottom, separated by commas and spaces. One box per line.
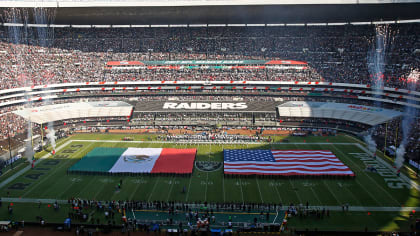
13, 101, 133, 124
1, 1, 420, 25
277, 101, 402, 126
2, 0, 420, 7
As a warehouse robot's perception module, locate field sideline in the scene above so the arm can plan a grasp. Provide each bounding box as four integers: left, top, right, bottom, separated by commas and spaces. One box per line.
0, 134, 418, 209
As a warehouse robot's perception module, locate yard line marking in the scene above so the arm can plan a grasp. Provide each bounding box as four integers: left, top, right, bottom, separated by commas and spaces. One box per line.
291, 142, 323, 206
85, 142, 123, 200
204, 172, 209, 202
185, 173, 193, 202
73, 175, 101, 199
339, 184, 364, 206
166, 177, 176, 202
272, 210, 279, 224
345, 135, 419, 191
331, 144, 400, 206
22, 142, 96, 198
129, 177, 144, 200
307, 143, 350, 206
288, 178, 302, 204
274, 184, 283, 204
92, 177, 113, 200
182, 141, 194, 202
309, 187, 322, 206
289, 143, 313, 205
0, 162, 25, 177
332, 145, 392, 205
322, 180, 342, 205
255, 177, 264, 203
239, 177, 245, 204
290, 142, 378, 207
8, 137, 410, 208
50, 145, 99, 199
354, 143, 419, 191
147, 176, 160, 202
58, 175, 91, 199
350, 173, 389, 206
222, 173, 226, 202
0, 139, 73, 189
132, 209, 136, 220
314, 143, 379, 206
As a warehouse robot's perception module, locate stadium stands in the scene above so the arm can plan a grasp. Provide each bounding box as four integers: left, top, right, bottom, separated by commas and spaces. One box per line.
0, 23, 419, 163
0, 24, 419, 89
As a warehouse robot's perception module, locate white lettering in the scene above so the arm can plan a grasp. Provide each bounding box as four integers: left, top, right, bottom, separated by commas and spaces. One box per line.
387, 182, 411, 189
377, 171, 396, 177
350, 152, 410, 189
177, 103, 190, 109
163, 103, 177, 109
211, 103, 222, 109
197, 103, 211, 109
235, 102, 248, 109
162, 102, 248, 110
222, 103, 235, 109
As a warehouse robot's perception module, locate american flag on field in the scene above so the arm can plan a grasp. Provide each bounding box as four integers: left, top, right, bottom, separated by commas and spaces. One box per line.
223, 149, 354, 176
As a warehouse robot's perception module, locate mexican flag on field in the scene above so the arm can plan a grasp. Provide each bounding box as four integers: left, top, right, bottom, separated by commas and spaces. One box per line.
69, 147, 197, 174
109, 148, 197, 173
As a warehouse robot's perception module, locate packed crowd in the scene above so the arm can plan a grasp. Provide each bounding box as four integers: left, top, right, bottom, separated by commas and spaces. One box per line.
64, 196, 285, 232
106, 68, 322, 83
165, 132, 268, 142
0, 112, 26, 140
68, 196, 281, 219
68, 197, 281, 213
0, 24, 418, 162
279, 117, 370, 133
0, 24, 419, 90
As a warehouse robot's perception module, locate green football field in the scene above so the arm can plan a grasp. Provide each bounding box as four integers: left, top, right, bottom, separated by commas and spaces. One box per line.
1, 133, 418, 206
0, 133, 419, 232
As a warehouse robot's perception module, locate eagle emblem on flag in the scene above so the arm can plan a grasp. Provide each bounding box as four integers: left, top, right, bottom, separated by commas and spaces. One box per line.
123, 155, 152, 163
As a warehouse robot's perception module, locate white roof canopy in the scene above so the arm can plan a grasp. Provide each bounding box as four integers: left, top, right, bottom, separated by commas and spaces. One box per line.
13, 101, 133, 124
277, 101, 402, 126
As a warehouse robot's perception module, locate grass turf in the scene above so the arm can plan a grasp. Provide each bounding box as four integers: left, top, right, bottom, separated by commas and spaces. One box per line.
1, 134, 417, 206
0, 133, 418, 232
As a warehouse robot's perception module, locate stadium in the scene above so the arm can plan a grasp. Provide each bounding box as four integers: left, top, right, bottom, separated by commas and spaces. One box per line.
0, 0, 419, 235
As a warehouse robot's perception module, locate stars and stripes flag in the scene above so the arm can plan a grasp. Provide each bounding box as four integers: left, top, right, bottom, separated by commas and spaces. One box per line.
223, 149, 354, 176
